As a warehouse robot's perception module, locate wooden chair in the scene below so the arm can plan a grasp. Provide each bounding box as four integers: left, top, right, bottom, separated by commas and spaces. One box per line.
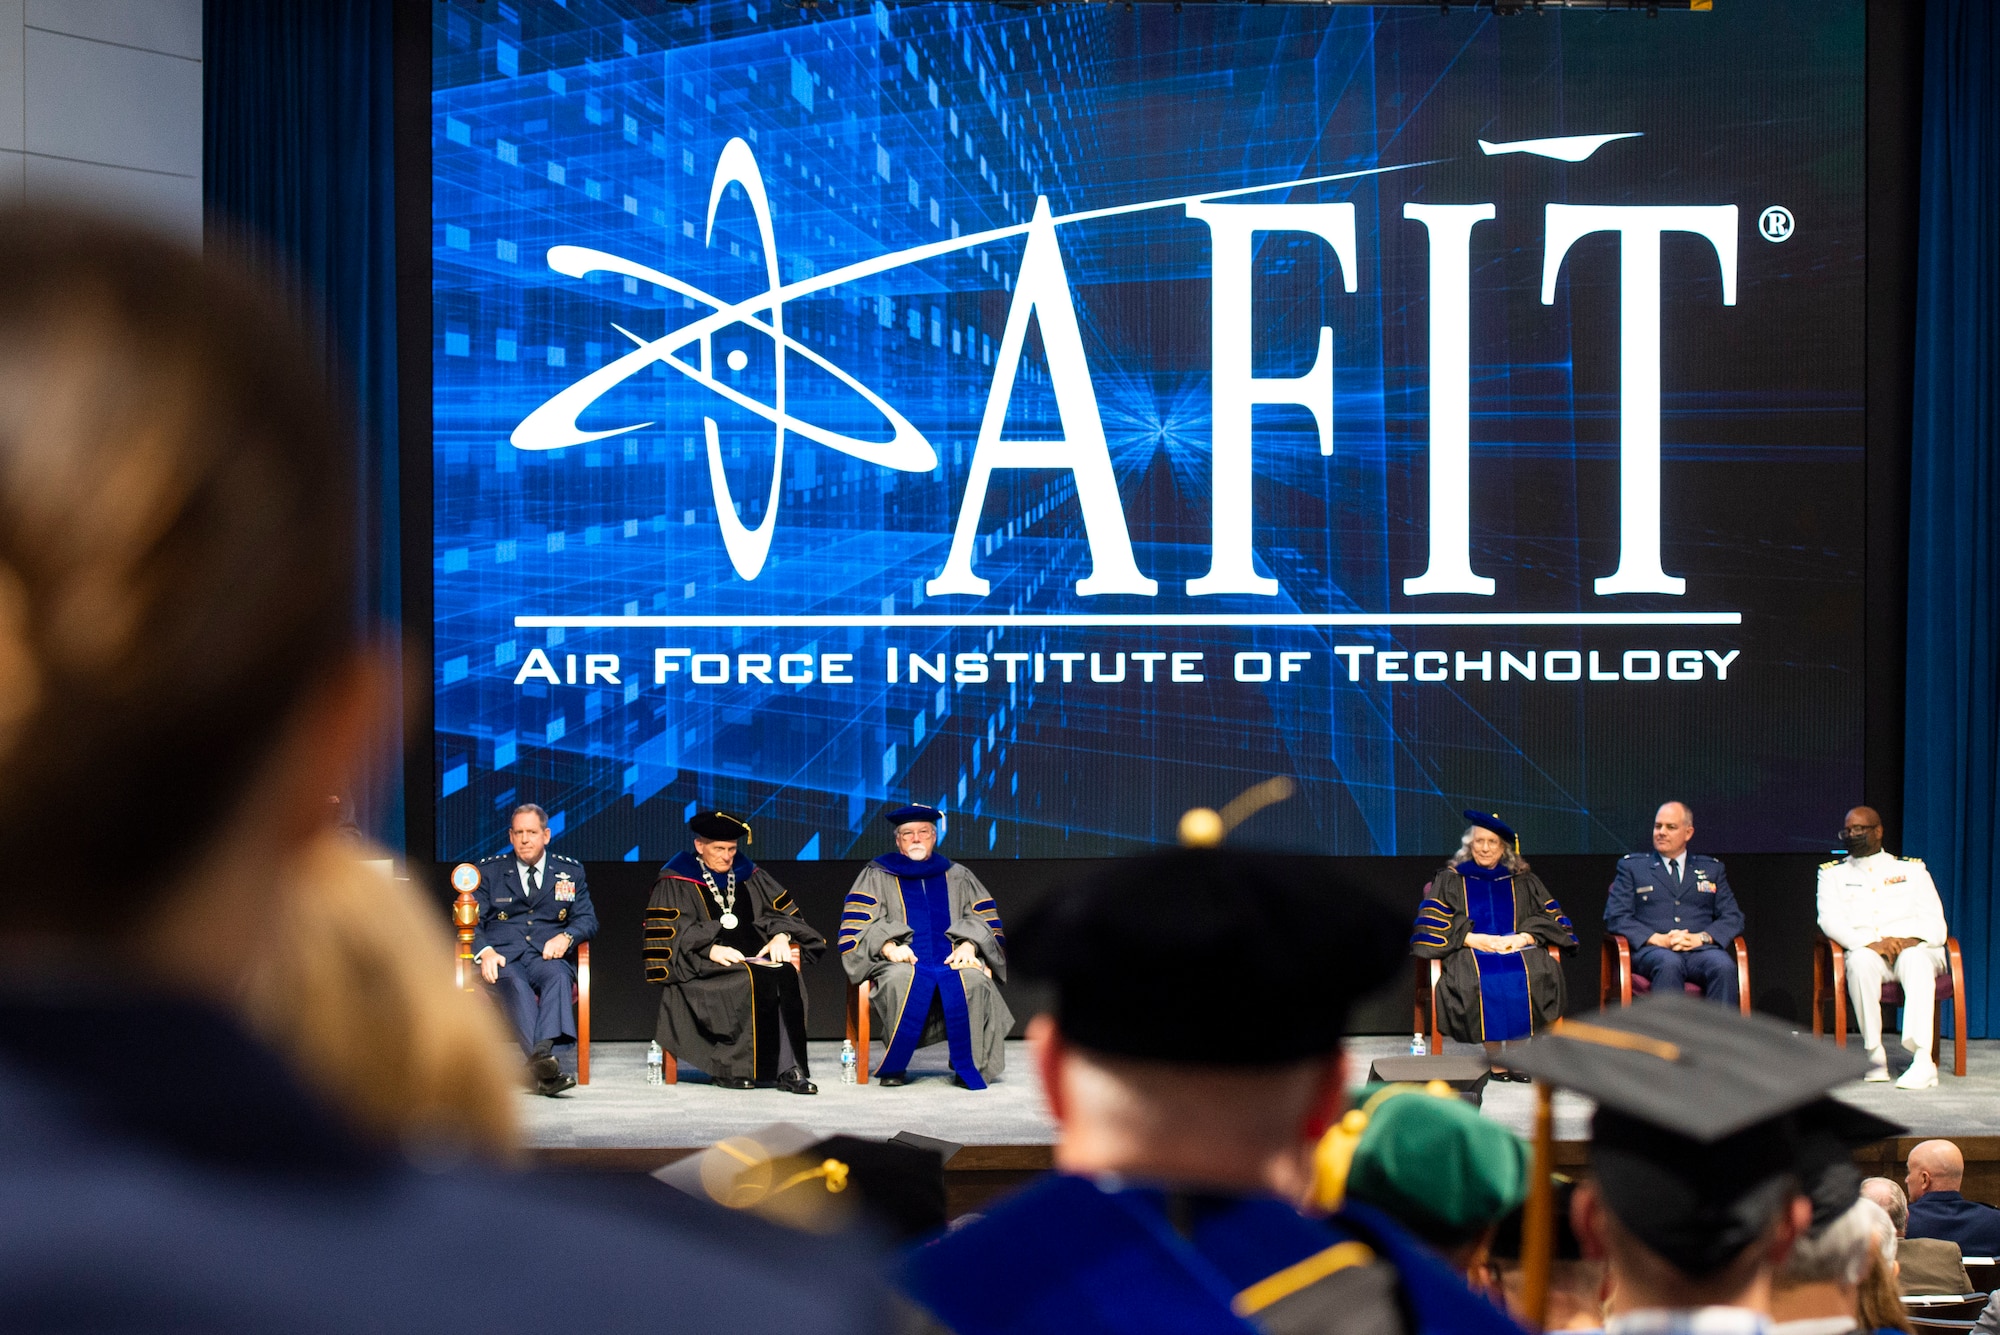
1599, 933, 1752, 1016
659, 944, 801, 1085
449, 870, 591, 1083
1961, 1258, 1999, 1296
1905, 1293, 1989, 1332
847, 979, 872, 1086
1811, 933, 1967, 1077
1412, 948, 1562, 1053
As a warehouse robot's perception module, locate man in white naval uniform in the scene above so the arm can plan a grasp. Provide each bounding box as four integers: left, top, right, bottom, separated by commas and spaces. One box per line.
1817, 805, 1950, 1090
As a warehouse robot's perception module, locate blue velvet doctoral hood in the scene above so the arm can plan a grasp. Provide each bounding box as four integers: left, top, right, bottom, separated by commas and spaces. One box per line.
664, 849, 757, 879
872, 851, 952, 878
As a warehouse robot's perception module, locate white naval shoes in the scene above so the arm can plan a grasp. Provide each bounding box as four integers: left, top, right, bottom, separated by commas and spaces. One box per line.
1896, 1054, 1940, 1090
1864, 1047, 1891, 1081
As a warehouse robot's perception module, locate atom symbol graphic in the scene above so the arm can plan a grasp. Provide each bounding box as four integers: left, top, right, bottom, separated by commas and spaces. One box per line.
512, 136, 1425, 580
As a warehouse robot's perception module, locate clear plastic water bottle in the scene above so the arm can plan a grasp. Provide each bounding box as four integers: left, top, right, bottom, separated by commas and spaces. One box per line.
646, 1041, 664, 1086
1410, 1031, 1427, 1057
840, 1039, 857, 1084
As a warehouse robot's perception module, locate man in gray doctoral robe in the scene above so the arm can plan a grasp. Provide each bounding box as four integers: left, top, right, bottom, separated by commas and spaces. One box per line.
840, 804, 1012, 1087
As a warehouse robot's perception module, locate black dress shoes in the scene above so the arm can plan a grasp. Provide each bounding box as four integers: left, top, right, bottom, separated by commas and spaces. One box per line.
527, 1039, 561, 1088
776, 1067, 818, 1096
876, 1071, 907, 1087
536, 1073, 576, 1097
714, 1076, 758, 1090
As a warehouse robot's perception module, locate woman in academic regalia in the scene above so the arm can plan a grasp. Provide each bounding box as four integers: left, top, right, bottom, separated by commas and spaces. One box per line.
1410, 810, 1576, 1079
644, 810, 825, 1093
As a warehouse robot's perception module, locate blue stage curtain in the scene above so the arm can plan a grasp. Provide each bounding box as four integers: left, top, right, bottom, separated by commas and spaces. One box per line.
1904, 0, 1999, 1036
203, 0, 403, 848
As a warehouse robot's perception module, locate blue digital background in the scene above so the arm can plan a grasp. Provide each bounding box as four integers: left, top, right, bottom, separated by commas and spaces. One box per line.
433, 0, 1864, 862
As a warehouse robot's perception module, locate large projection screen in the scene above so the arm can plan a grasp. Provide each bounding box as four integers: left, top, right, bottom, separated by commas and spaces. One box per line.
430, 0, 1864, 863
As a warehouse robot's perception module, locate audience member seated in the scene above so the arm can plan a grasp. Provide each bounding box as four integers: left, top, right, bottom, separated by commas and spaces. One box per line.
841, 805, 1011, 1088
1862, 1177, 1971, 1296
469, 803, 596, 1095
1771, 1196, 1900, 1335
1818, 807, 1952, 1089
645, 810, 824, 1093
0, 210, 888, 1332
899, 846, 1521, 1335
1333, 1082, 1529, 1279
1908, 1141, 2000, 1255
1408, 811, 1577, 1078
1604, 801, 1746, 1006
1488, 1177, 1607, 1332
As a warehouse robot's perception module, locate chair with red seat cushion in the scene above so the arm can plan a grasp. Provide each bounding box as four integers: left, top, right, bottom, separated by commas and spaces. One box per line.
1811, 933, 1966, 1077
1599, 932, 1752, 1016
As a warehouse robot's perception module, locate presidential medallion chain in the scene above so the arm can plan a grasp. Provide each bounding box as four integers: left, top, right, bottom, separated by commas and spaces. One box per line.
698, 863, 740, 930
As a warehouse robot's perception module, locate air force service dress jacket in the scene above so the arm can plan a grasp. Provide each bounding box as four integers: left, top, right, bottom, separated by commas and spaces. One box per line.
1604, 852, 1743, 951
471, 852, 598, 963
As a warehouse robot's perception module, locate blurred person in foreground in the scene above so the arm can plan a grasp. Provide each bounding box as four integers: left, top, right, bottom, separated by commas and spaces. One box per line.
1325, 1081, 1530, 1279
1860, 1177, 1970, 1297
900, 846, 1520, 1335
0, 211, 885, 1332
1506, 994, 1889, 1335
1770, 1196, 1902, 1335
1488, 1177, 1607, 1331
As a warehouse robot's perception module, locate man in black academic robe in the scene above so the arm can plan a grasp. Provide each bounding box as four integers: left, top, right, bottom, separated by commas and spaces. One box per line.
645, 810, 824, 1093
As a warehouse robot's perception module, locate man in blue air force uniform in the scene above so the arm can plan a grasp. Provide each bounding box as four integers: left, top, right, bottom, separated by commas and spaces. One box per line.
841, 805, 1012, 1087
900, 845, 1517, 1335
1604, 800, 1744, 1007
472, 802, 598, 1095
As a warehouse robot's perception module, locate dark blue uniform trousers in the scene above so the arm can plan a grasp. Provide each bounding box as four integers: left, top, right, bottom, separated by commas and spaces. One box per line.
1632, 943, 1738, 1007
487, 955, 577, 1062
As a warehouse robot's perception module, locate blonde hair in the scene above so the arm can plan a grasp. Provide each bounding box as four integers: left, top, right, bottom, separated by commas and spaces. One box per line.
239, 836, 521, 1158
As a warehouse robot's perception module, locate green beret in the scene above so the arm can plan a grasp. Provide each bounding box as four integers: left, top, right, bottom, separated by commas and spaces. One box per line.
1344, 1092, 1529, 1245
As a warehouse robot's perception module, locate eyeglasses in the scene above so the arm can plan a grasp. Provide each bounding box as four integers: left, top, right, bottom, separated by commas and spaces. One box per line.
1840, 825, 1880, 836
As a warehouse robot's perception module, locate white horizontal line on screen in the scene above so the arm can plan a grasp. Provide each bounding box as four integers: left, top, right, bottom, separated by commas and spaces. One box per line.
512, 612, 1745, 629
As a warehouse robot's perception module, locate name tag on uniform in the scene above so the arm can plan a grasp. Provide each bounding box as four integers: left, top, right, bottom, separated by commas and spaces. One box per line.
554, 875, 576, 902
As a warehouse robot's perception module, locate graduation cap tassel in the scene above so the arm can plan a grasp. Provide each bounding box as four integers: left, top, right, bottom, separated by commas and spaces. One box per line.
1520, 1080, 1556, 1332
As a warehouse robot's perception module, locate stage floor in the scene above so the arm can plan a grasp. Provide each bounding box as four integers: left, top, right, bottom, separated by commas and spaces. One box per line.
523, 1036, 2000, 1154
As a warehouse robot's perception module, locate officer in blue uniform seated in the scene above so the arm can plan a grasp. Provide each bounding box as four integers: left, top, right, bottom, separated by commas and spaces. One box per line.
472, 803, 597, 1096
901, 842, 1520, 1335
1604, 800, 1744, 1007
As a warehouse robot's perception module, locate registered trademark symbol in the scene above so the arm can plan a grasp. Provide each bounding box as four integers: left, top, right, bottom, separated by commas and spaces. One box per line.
1759, 206, 1795, 242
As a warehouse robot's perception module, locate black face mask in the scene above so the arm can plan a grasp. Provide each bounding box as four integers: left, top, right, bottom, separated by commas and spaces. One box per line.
1839, 830, 1877, 855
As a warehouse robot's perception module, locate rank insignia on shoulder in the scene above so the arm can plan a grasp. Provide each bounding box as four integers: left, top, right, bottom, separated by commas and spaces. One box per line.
1903, 856, 1925, 865
1821, 859, 1842, 869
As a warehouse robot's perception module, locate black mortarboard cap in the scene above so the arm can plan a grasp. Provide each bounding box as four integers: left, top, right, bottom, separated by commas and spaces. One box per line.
1012, 848, 1407, 1064
1795, 1098, 1904, 1232
654, 1124, 953, 1241
884, 803, 944, 826
687, 810, 752, 843
1507, 992, 1873, 1277
1462, 810, 1518, 847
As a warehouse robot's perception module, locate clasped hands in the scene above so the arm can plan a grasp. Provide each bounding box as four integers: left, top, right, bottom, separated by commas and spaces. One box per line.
1864, 936, 1924, 964
882, 939, 986, 974
708, 932, 793, 968
1464, 932, 1536, 955
1646, 929, 1708, 952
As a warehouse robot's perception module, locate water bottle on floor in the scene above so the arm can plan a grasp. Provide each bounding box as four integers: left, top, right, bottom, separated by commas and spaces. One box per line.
646, 1041, 664, 1086
840, 1039, 857, 1084
1410, 1031, 1427, 1057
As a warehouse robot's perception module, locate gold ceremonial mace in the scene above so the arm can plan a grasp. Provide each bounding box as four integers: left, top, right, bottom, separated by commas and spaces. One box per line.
1519, 1080, 1557, 1332
450, 862, 482, 990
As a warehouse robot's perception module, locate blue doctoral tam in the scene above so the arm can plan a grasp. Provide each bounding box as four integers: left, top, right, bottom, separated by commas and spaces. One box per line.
1461, 810, 1517, 846
884, 803, 943, 826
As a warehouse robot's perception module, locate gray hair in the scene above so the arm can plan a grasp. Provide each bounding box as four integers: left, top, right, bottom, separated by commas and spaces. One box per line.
510, 803, 549, 829
1860, 1177, 1908, 1235
1783, 1197, 1895, 1287
1453, 825, 1530, 874
1658, 800, 1695, 826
